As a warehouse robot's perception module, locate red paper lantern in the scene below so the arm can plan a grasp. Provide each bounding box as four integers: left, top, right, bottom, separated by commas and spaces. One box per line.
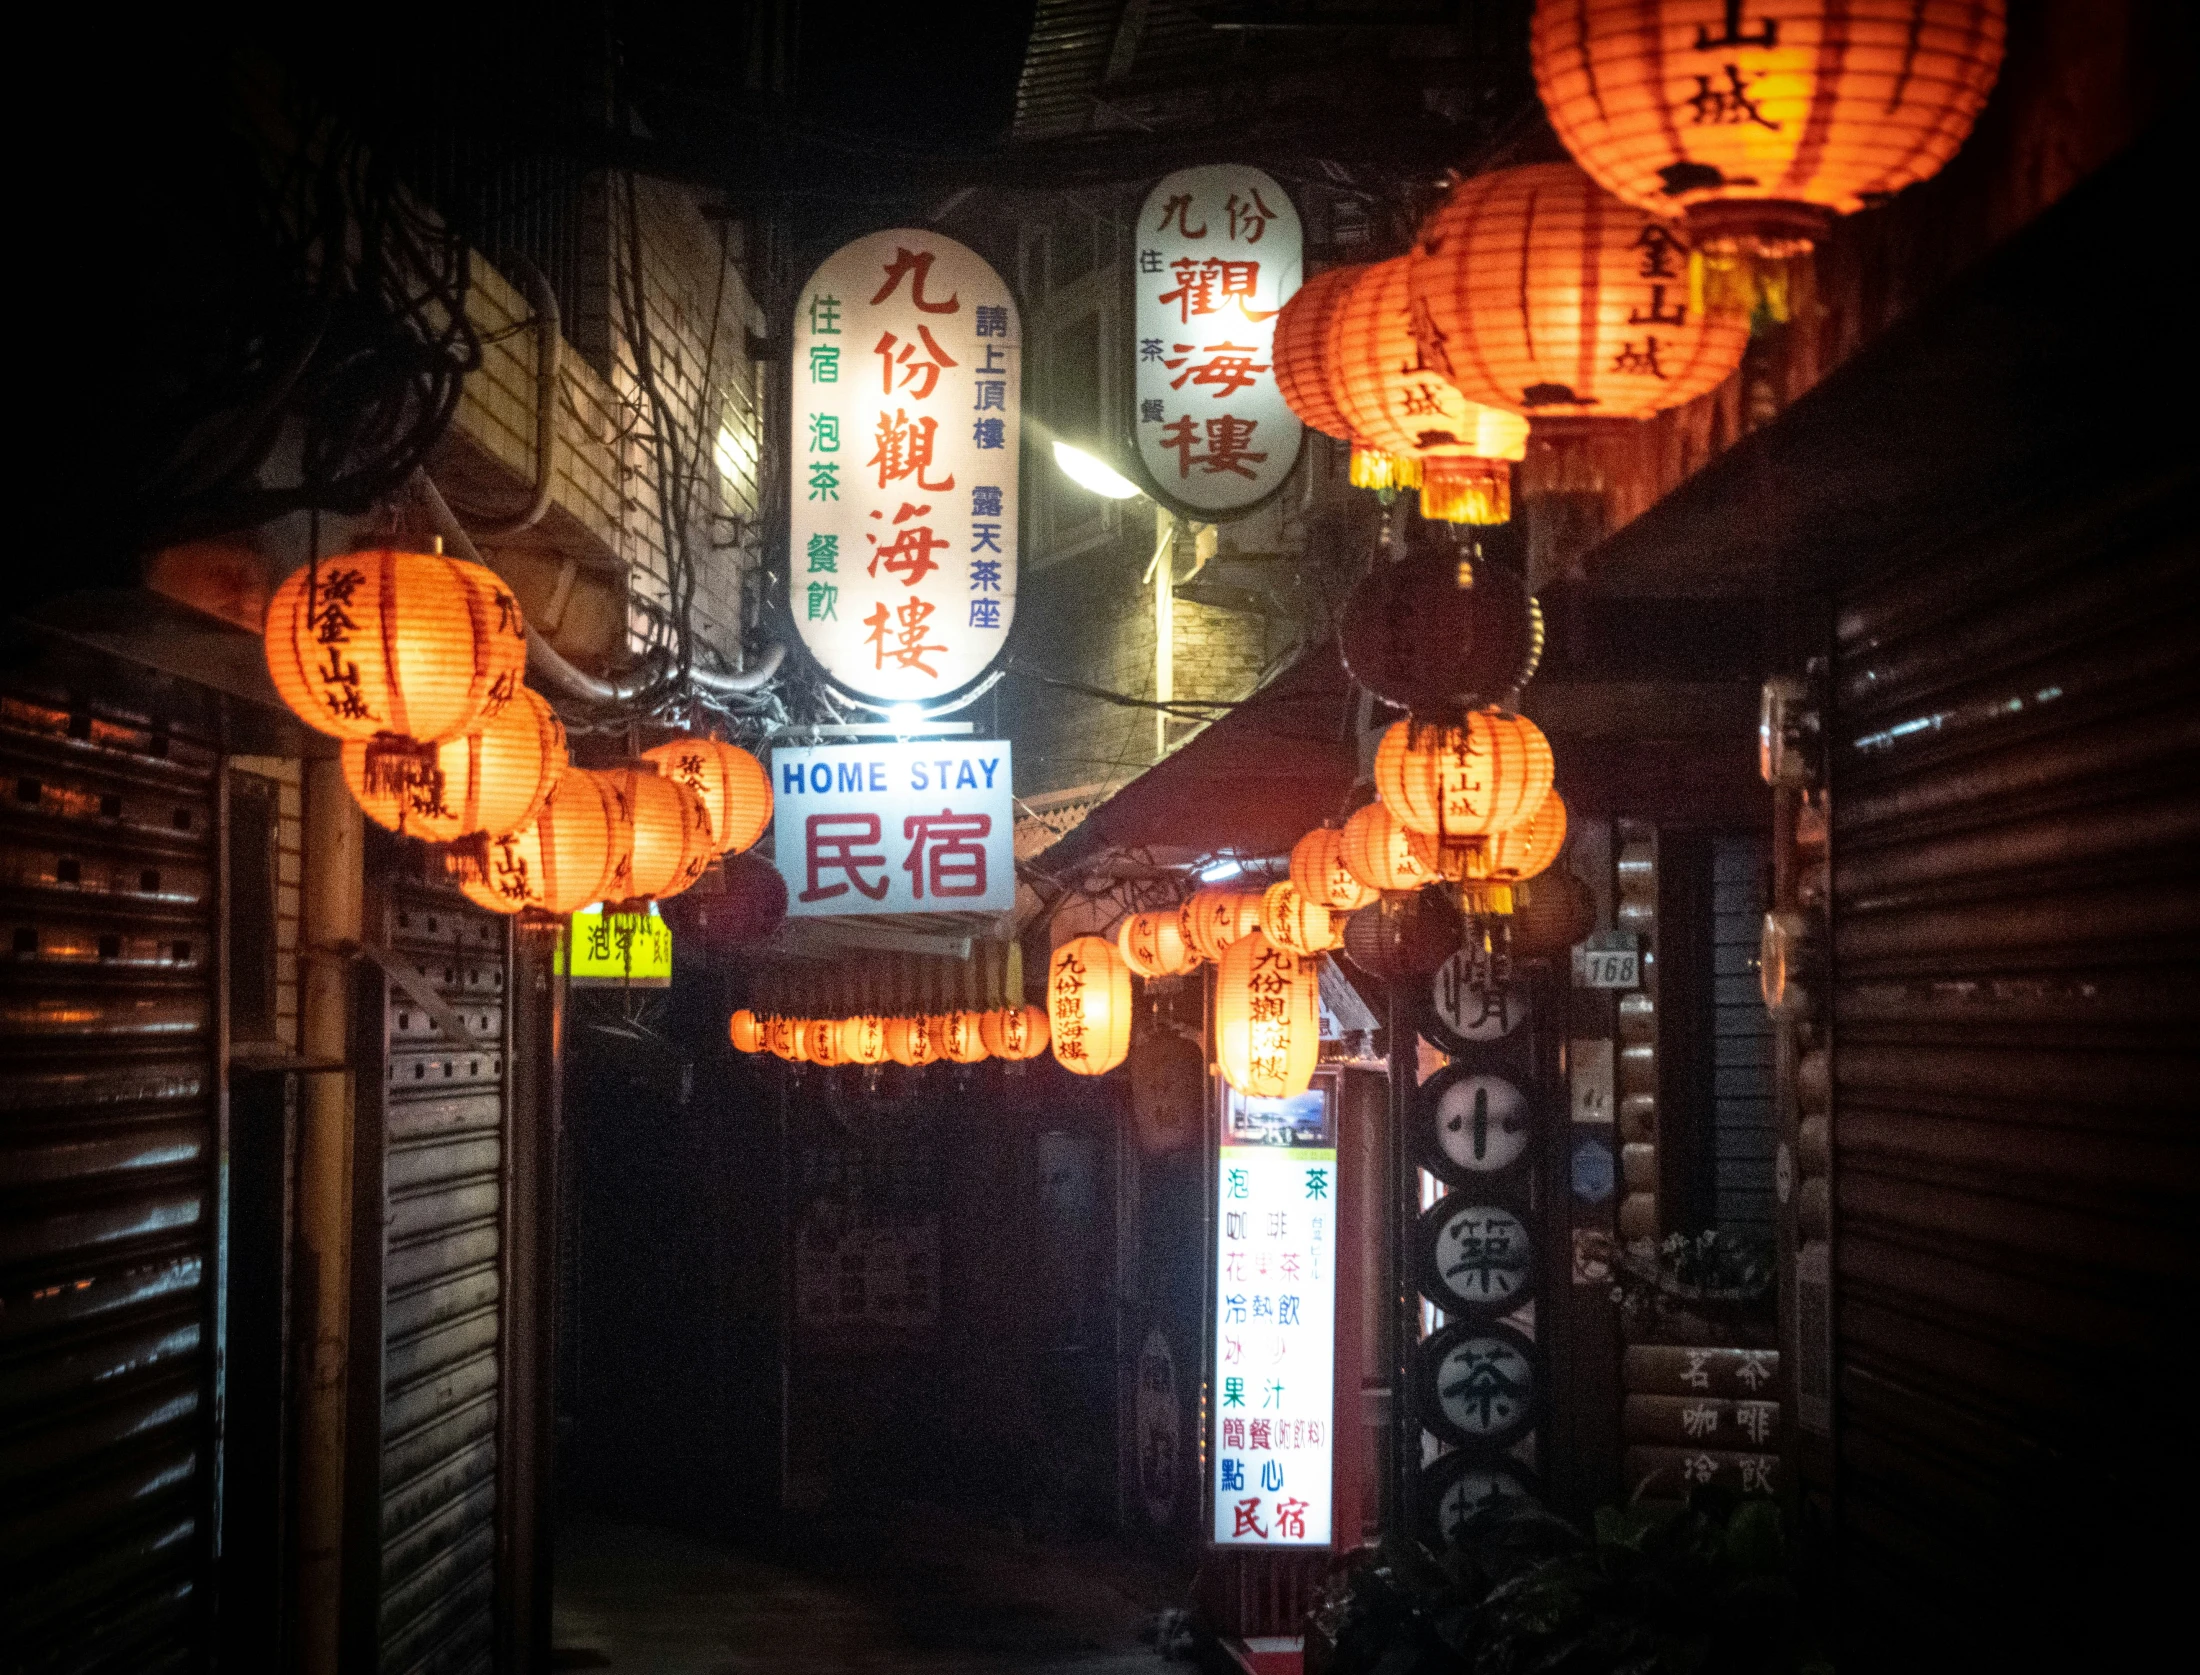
1374, 711, 1555, 840
980, 1004, 1050, 1062
729, 1009, 765, 1053
642, 736, 772, 855
1341, 889, 1463, 982
1291, 827, 1377, 914
1532, 0, 2006, 255
599, 766, 715, 902
1215, 932, 1320, 1100
1339, 801, 1436, 894
1273, 265, 1366, 448
934, 1010, 989, 1066
1409, 163, 1749, 421
885, 1015, 943, 1068
448, 765, 623, 916
344, 683, 567, 843
1119, 910, 1202, 978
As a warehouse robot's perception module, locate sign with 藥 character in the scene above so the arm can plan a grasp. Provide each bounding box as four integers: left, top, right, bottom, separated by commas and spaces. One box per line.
769, 740, 1014, 918
1133, 165, 1303, 517
790, 230, 1018, 703
1211, 1080, 1336, 1548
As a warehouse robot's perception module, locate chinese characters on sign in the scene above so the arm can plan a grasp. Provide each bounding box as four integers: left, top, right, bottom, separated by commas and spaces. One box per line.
1135, 166, 1303, 516
564, 902, 673, 987
790, 232, 1019, 702
1212, 1083, 1335, 1548
769, 740, 1015, 919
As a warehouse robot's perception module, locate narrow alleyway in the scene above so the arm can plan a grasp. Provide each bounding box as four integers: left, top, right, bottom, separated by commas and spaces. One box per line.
552, 1511, 1193, 1674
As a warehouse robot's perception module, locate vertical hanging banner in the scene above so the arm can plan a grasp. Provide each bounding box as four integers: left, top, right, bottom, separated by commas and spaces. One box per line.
1211, 1079, 1336, 1548
791, 231, 1019, 704
1133, 165, 1304, 517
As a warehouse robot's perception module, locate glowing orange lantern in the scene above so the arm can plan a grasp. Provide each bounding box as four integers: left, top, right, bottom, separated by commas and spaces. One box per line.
1373, 712, 1555, 840
599, 767, 715, 902
447, 765, 623, 915
764, 1015, 800, 1060
1261, 880, 1340, 957
642, 736, 772, 855
804, 1018, 847, 1068
1328, 257, 1529, 524
838, 1014, 891, 1067
265, 549, 527, 748
1291, 827, 1378, 914
1119, 910, 1202, 979
980, 1004, 1050, 1062
1050, 935, 1133, 1077
343, 684, 567, 842
884, 1015, 941, 1068
1274, 266, 1369, 450
1481, 788, 1569, 882
1409, 162, 1748, 421
1181, 889, 1266, 964
729, 1009, 764, 1053
1215, 932, 1320, 1100
1340, 801, 1436, 894
935, 1010, 989, 1066
1531, 0, 2005, 256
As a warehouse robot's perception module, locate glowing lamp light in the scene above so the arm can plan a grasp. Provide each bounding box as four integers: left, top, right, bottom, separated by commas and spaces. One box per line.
1119, 910, 1202, 979
1291, 826, 1378, 914
1530, 0, 2006, 255
641, 737, 772, 855
1339, 801, 1436, 894
1050, 935, 1133, 1077
344, 684, 568, 844
980, 1004, 1051, 1062
1373, 712, 1555, 840
265, 549, 528, 750
729, 1009, 764, 1053
1053, 440, 1143, 500
448, 766, 624, 916
885, 1015, 942, 1068
1215, 932, 1320, 1100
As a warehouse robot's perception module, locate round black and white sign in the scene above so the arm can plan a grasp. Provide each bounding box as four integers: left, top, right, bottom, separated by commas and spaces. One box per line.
1418, 1200, 1535, 1317
1427, 952, 1528, 1049
1420, 1069, 1534, 1185
1417, 1321, 1539, 1449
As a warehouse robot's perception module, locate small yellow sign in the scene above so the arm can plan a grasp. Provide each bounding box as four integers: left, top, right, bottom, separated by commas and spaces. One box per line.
565, 903, 673, 986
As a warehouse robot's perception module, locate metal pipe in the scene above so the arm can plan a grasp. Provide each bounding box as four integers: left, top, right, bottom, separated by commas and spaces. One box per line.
688, 639, 786, 694
456, 257, 561, 540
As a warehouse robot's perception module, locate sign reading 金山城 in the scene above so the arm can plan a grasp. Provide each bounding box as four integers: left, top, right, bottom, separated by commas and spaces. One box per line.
1211, 1080, 1335, 1548
769, 740, 1014, 918
790, 231, 1019, 703
1134, 165, 1303, 517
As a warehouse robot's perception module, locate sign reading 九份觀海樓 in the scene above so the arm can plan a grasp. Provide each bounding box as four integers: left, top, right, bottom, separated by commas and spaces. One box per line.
1211, 1079, 1335, 1548
1133, 165, 1303, 517
790, 230, 1019, 704
769, 740, 1014, 918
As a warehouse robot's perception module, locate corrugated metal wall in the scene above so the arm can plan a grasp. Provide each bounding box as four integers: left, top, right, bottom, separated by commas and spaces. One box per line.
1709, 835, 1774, 1239
359, 872, 512, 1675
1827, 464, 2200, 1654
0, 676, 218, 1671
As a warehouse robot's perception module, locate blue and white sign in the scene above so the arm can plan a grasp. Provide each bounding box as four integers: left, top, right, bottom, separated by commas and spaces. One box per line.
769, 739, 1014, 918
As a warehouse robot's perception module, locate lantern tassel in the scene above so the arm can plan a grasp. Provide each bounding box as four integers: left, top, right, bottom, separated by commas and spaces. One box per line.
1689, 248, 1795, 332
361, 734, 442, 800
1349, 447, 1422, 494
1418, 459, 1513, 526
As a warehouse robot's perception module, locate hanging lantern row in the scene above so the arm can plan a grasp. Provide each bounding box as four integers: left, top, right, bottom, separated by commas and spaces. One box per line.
265, 545, 774, 920
726, 1004, 1052, 1068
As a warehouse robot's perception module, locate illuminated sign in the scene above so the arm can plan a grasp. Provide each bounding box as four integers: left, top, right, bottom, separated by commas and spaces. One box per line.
1211, 1078, 1336, 1548
769, 739, 1014, 918
1133, 164, 1303, 517
565, 902, 672, 986
790, 229, 1020, 704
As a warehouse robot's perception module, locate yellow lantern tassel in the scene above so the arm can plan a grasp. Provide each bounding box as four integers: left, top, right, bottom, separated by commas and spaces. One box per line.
1349, 447, 1422, 493
1418, 459, 1512, 525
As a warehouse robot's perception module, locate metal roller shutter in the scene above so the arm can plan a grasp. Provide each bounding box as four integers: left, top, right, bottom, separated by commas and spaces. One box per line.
367, 875, 510, 1675
0, 675, 218, 1673
1827, 465, 2200, 1649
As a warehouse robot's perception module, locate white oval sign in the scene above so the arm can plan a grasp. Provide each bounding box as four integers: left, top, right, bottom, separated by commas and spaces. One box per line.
1132, 165, 1304, 516
1433, 1075, 1532, 1175
790, 230, 1019, 703
1431, 953, 1527, 1043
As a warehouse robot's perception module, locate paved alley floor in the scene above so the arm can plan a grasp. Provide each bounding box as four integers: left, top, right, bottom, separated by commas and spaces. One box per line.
553, 1509, 1194, 1675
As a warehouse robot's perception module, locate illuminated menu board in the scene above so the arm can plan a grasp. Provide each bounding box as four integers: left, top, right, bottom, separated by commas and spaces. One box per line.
1210, 1080, 1335, 1548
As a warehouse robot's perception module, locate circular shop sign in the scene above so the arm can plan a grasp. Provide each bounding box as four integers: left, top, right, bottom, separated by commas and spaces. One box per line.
1416, 1320, 1540, 1451
1417, 1198, 1535, 1317
1425, 952, 1528, 1052
1419, 1067, 1535, 1186
1422, 1451, 1539, 1549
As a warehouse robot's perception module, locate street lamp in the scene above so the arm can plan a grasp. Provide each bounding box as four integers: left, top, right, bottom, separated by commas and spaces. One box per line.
1052, 439, 1142, 500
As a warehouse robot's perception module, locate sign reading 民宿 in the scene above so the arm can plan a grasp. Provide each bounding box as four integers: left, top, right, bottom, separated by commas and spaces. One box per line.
790, 230, 1019, 704
769, 739, 1014, 918
1133, 165, 1304, 517
1211, 1080, 1335, 1548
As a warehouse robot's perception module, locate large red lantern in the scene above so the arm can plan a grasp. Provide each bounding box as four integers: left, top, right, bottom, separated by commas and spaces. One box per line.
1328, 257, 1529, 525
1050, 935, 1133, 1077
448, 765, 624, 916
884, 1015, 942, 1068
1531, 0, 2006, 256
642, 736, 772, 855
934, 1010, 990, 1066
1181, 889, 1266, 964
729, 1009, 765, 1053
980, 1004, 1050, 1062
1291, 827, 1377, 914
599, 766, 715, 902
1409, 163, 1749, 422
1260, 880, 1340, 958
1273, 265, 1366, 450
343, 683, 567, 843
265, 549, 527, 752
1373, 712, 1555, 841
1339, 801, 1436, 894
1119, 910, 1202, 979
